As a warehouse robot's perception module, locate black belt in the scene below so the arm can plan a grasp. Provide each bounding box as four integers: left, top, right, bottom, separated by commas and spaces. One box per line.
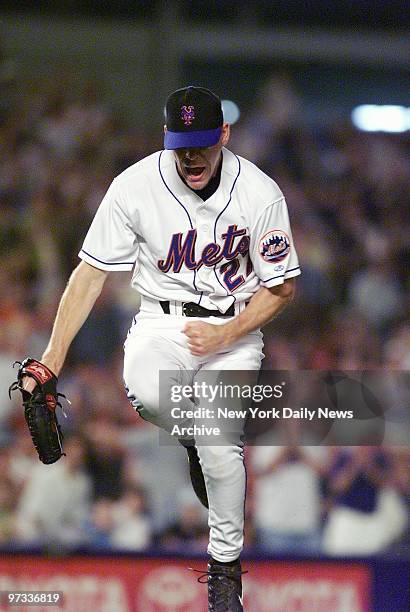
160, 301, 235, 317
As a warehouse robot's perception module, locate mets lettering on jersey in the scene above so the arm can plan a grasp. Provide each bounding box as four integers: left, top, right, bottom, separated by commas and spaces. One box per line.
79, 148, 300, 311
157, 225, 251, 292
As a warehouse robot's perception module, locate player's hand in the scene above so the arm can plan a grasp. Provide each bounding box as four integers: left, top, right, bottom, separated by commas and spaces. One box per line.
183, 321, 228, 356
21, 376, 37, 394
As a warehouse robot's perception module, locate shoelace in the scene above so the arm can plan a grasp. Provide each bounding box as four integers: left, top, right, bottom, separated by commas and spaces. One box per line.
189, 567, 248, 610
190, 567, 248, 584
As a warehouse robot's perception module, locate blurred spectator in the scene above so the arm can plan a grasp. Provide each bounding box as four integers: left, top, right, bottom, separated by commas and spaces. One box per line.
4, 434, 38, 494
230, 73, 301, 167
322, 447, 408, 556
85, 487, 152, 551
348, 260, 403, 333
120, 429, 190, 532
111, 486, 152, 551
15, 436, 91, 549
0, 474, 16, 544
384, 323, 410, 369
85, 497, 116, 550
262, 335, 300, 370
157, 487, 208, 553
251, 444, 326, 554
69, 290, 125, 367
83, 416, 126, 500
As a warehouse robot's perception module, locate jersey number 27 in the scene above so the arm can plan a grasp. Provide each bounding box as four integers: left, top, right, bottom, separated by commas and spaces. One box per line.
220, 258, 245, 291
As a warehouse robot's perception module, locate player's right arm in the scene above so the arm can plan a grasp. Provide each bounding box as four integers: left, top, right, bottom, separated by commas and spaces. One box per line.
23, 261, 108, 392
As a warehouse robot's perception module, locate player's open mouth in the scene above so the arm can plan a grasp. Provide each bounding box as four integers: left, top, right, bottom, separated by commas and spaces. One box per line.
185, 166, 206, 181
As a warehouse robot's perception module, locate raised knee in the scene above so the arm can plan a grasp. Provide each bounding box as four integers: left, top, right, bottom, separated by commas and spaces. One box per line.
126, 383, 159, 415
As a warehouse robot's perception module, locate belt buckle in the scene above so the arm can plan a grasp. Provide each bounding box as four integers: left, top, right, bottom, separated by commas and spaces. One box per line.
182, 302, 197, 317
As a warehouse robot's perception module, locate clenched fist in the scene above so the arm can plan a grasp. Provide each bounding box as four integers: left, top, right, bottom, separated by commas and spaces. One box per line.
183, 321, 230, 356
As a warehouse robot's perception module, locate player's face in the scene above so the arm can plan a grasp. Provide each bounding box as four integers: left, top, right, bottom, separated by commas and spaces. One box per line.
172, 123, 230, 190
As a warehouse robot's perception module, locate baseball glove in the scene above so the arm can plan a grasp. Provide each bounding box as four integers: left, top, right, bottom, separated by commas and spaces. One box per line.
8, 358, 66, 465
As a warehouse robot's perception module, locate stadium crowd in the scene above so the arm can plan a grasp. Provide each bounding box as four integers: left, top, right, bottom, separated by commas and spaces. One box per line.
0, 66, 409, 556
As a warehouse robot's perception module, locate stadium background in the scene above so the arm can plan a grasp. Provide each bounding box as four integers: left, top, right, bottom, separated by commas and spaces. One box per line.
0, 2, 409, 610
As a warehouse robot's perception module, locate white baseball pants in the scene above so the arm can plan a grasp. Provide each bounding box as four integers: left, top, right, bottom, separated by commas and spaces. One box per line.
123, 308, 264, 562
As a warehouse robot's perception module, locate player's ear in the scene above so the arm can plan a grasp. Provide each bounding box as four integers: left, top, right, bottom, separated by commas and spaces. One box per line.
221, 123, 230, 146
164, 125, 167, 134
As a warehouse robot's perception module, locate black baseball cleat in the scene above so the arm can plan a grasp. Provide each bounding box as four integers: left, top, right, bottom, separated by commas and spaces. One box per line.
201, 558, 245, 612
182, 442, 209, 509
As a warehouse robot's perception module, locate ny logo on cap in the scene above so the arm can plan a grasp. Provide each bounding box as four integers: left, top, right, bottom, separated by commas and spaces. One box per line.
181, 105, 195, 125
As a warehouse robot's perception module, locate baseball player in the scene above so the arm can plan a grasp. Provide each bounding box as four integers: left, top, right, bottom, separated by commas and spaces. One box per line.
21, 86, 300, 611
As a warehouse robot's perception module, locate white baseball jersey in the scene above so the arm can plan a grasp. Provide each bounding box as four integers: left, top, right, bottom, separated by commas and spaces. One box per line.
79, 147, 300, 311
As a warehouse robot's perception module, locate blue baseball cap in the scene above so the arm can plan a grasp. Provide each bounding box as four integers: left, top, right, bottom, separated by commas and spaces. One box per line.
164, 86, 223, 150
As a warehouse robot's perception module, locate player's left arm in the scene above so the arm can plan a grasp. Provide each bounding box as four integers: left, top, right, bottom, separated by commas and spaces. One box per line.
184, 278, 295, 356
